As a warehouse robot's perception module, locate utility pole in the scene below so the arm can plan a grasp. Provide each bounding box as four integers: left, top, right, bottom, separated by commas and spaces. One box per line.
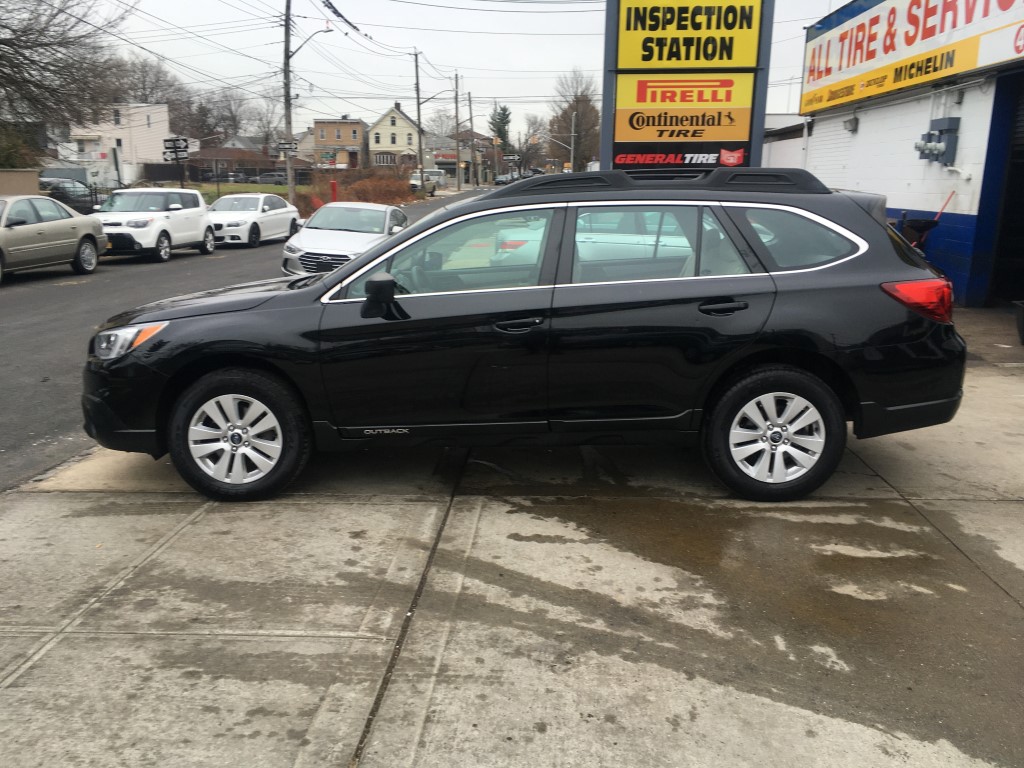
414, 50, 425, 173
283, 0, 294, 204
570, 111, 577, 173
468, 91, 477, 187
453, 71, 461, 192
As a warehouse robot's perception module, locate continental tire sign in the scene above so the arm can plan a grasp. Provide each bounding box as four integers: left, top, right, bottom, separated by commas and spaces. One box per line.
602, 1, 773, 171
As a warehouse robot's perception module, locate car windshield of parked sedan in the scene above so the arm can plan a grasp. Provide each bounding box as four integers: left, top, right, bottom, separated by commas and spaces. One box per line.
304, 206, 386, 234
210, 197, 260, 212
97, 192, 168, 212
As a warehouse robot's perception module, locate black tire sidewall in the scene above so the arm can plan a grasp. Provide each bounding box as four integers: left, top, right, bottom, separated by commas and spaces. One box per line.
702, 366, 846, 502
248, 224, 260, 248
168, 369, 311, 500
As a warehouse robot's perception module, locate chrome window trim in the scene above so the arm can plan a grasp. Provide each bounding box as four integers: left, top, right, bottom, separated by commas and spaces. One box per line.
554, 273, 773, 290
320, 202, 567, 304
324, 284, 555, 305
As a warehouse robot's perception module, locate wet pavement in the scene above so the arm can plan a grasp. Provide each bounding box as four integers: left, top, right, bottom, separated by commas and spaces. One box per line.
1, 307, 1022, 767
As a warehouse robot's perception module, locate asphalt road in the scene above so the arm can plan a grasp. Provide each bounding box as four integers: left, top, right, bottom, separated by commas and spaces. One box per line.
0, 189, 481, 491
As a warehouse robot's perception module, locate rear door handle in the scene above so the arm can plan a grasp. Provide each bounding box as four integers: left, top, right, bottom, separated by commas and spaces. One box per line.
493, 317, 544, 334
698, 300, 749, 316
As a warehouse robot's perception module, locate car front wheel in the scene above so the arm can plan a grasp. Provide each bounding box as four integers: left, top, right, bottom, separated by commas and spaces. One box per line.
247, 224, 261, 248
168, 369, 312, 500
702, 366, 846, 502
199, 227, 215, 254
152, 232, 172, 262
71, 238, 98, 274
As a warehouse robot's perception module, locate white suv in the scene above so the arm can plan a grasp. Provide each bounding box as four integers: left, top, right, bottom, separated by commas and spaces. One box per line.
95, 188, 215, 262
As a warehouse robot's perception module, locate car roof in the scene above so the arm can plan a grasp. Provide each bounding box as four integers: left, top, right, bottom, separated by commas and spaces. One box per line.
111, 187, 196, 193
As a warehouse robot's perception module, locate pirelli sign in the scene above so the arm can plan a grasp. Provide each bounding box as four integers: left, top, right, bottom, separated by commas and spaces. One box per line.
601, 1, 774, 170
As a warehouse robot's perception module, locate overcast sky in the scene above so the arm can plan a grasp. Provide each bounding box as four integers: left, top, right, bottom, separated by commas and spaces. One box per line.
103, 0, 841, 139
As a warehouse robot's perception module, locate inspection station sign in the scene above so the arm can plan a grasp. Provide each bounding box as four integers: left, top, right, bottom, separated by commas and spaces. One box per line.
602, 1, 773, 170
801, 0, 1024, 113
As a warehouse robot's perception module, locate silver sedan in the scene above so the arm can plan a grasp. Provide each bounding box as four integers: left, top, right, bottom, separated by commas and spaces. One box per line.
0, 195, 107, 285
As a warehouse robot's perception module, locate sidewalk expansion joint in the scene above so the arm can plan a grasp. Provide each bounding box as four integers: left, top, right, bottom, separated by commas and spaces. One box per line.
0, 501, 215, 690
0, 628, 388, 641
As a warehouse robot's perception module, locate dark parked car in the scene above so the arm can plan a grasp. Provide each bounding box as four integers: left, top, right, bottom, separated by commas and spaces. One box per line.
39, 177, 107, 214
82, 168, 965, 501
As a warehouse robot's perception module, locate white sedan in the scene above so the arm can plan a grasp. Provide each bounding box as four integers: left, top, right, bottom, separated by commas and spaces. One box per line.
208, 193, 299, 248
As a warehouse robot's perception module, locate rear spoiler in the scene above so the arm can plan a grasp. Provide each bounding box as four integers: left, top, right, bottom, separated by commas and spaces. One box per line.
836, 190, 888, 226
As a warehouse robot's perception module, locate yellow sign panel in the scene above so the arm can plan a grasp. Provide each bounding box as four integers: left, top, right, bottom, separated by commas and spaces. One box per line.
618, 0, 762, 70
802, 38, 981, 113
615, 73, 753, 142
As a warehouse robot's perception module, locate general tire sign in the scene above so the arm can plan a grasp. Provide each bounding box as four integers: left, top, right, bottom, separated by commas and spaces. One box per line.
601, 0, 774, 171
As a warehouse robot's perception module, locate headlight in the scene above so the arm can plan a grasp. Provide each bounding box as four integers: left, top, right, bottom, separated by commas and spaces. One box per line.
224, 220, 245, 228
126, 218, 153, 229
284, 242, 303, 256
93, 322, 168, 361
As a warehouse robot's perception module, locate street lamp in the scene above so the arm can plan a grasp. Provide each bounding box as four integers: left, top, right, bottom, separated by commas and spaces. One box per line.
284, 19, 332, 204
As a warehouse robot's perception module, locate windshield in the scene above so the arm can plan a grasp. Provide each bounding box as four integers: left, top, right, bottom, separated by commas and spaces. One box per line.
305, 206, 386, 234
210, 197, 260, 212
98, 191, 168, 212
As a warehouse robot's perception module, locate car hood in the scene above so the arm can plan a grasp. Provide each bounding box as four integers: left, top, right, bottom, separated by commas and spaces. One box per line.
100, 276, 309, 327
289, 227, 385, 255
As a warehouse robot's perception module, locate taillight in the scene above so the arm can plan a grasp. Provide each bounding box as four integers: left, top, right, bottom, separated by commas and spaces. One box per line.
498, 240, 528, 250
880, 278, 953, 323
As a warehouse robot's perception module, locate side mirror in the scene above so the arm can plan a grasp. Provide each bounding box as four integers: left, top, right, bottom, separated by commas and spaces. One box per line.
361, 272, 398, 319
5, 216, 27, 228
389, 224, 404, 235
263, 205, 270, 212
168, 203, 183, 211
92, 204, 101, 211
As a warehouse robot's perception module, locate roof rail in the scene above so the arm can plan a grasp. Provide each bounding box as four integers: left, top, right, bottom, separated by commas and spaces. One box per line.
481, 167, 830, 199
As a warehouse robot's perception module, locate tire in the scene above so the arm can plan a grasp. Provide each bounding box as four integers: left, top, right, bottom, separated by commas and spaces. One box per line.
288, 219, 299, 236
198, 227, 215, 254
247, 224, 261, 248
168, 369, 312, 501
702, 365, 846, 502
152, 232, 172, 262
71, 238, 98, 275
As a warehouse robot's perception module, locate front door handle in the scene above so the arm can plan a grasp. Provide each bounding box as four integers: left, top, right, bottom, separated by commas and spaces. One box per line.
493, 317, 544, 334
698, 300, 749, 316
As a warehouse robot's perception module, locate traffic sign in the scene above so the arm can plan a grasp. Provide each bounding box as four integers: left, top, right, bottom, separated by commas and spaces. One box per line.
277, 141, 298, 150
162, 149, 189, 162
163, 137, 188, 150
503, 154, 520, 161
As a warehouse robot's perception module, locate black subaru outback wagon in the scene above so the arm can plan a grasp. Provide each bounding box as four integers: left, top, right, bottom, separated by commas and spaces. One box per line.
83, 168, 965, 501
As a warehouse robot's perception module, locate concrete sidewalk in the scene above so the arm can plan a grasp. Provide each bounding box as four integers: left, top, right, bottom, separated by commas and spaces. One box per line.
1, 307, 1022, 767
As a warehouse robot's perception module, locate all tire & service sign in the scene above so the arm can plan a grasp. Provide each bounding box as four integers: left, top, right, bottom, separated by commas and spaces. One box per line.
601, 1, 774, 170
801, 0, 1024, 115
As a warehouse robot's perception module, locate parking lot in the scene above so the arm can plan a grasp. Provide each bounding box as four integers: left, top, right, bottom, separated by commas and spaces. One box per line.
0, 308, 1021, 766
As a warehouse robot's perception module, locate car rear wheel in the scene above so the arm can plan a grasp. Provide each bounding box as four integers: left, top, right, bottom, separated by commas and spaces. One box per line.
289, 219, 299, 236
702, 366, 846, 501
168, 369, 312, 501
247, 224, 261, 248
199, 227, 216, 254
152, 232, 172, 262
71, 238, 98, 274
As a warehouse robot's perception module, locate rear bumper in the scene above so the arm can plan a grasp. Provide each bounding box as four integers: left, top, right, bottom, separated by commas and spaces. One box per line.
855, 391, 963, 438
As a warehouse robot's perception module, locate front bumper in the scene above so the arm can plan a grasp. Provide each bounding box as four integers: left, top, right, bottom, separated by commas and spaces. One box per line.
82, 359, 169, 457
104, 231, 155, 255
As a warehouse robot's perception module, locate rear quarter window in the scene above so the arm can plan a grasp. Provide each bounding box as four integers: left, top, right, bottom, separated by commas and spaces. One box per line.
731, 206, 861, 271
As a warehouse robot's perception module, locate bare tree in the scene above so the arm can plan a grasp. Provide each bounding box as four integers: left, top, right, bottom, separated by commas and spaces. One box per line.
424, 110, 456, 140
519, 113, 548, 169
211, 88, 253, 140
549, 68, 601, 172
250, 88, 283, 153
0, 0, 132, 125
